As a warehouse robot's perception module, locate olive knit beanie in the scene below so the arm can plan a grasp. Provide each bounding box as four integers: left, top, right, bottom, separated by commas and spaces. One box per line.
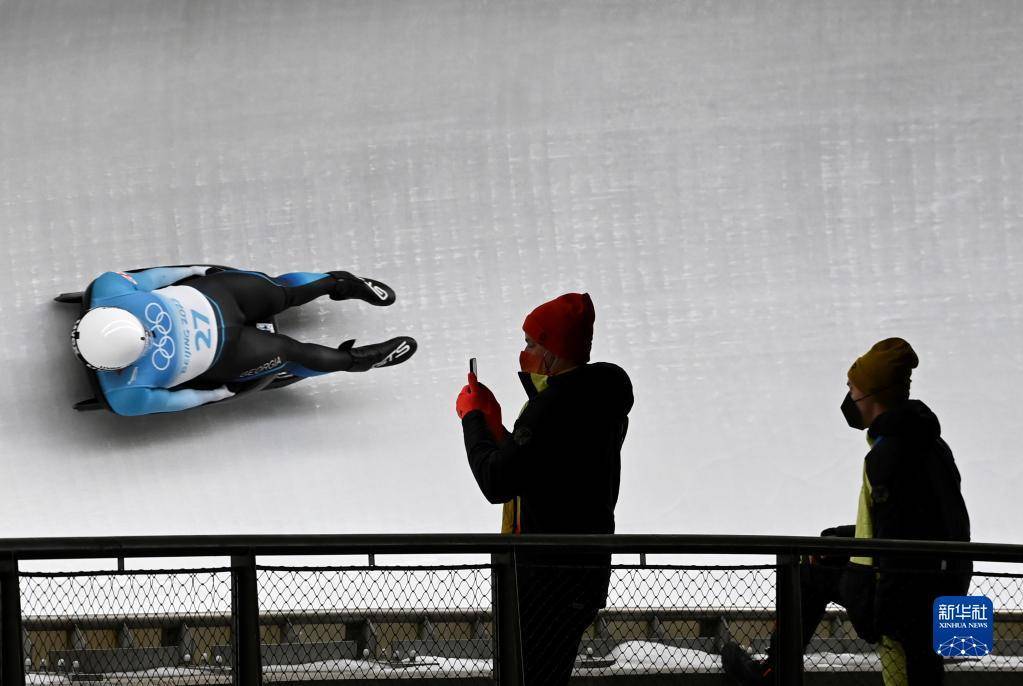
848, 337, 919, 406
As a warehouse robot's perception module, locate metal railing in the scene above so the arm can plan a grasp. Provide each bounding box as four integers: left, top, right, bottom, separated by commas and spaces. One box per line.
0, 534, 1020, 685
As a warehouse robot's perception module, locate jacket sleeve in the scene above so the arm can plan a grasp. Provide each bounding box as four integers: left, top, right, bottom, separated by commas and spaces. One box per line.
864, 440, 916, 635
864, 442, 910, 541
106, 386, 233, 416
461, 396, 549, 504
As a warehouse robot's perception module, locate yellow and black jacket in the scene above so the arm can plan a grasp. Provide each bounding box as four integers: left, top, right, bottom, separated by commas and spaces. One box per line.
847, 399, 971, 639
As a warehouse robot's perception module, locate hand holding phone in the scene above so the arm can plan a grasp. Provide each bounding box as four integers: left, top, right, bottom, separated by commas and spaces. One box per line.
457, 356, 503, 440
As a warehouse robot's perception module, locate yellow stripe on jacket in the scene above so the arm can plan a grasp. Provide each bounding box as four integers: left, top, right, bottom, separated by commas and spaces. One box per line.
500, 373, 550, 534
851, 461, 874, 566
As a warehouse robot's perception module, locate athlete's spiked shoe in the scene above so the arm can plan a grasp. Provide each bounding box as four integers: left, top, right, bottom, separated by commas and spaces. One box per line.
339, 337, 417, 372
328, 271, 396, 306
721, 642, 773, 685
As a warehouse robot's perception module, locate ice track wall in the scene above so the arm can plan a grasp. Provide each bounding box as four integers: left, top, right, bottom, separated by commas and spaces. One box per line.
0, 0, 1020, 542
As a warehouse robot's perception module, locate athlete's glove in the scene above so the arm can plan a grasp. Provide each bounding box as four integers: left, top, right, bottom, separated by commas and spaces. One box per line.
456, 372, 505, 442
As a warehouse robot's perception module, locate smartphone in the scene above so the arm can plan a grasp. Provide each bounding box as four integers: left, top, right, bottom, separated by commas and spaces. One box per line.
469, 357, 477, 376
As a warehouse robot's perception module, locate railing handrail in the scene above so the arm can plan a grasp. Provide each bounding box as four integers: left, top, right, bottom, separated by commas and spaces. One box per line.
17, 607, 1023, 632
2, 533, 1021, 562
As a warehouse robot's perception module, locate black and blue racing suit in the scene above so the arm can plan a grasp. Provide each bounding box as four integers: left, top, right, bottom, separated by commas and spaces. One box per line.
89, 267, 355, 416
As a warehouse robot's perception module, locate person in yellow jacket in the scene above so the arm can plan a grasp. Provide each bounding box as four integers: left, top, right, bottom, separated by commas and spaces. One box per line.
722, 338, 971, 686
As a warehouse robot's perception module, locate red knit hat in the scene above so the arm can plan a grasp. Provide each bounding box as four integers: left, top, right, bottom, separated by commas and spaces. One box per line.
522, 293, 595, 363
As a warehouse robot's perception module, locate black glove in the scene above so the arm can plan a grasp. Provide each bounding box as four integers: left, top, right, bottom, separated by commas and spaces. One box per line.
820, 524, 856, 538
808, 525, 857, 566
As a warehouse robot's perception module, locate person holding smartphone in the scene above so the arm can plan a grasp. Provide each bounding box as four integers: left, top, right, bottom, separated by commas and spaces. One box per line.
456, 292, 634, 685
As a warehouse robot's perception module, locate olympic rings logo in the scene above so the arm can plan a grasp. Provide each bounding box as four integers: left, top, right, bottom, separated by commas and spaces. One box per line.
144, 302, 176, 371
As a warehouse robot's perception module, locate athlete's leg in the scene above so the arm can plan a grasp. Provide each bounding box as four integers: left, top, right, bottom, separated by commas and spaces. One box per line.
200, 326, 352, 382
194, 270, 396, 323
200, 327, 418, 383
193, 271, 335, 323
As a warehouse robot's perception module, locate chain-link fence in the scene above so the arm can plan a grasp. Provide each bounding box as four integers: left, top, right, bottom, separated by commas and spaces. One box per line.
19, 567, 232, 683
719, 563, 1023, 686
0, 536, 1020, 685
256, 564, 493, 680
946, 571, 1022, 674
517, 562, 777, 681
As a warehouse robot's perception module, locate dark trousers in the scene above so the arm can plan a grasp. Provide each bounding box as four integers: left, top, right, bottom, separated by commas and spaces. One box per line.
189, 270, 354, 381
517, 568, 602, 686
889, 614, 944, 685
767, 561, 943, 685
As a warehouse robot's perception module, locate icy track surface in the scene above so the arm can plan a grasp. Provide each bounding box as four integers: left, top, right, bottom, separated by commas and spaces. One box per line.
0, 1, 1021, 542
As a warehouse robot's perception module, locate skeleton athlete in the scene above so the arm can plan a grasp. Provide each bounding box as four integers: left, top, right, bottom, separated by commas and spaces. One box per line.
71, 267, 417, 416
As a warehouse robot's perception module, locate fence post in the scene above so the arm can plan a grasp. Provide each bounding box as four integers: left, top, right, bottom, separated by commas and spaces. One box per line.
0, 553, 25, 686
231, 553, 262, 686
775, 554, 803, 686
492, 550, 523, 686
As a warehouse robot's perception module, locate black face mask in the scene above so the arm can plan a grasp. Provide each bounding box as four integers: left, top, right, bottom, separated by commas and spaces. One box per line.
841, 391, 866, 430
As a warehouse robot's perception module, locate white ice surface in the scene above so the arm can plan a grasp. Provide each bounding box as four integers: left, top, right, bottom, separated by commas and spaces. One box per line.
0, 1, 1021, 551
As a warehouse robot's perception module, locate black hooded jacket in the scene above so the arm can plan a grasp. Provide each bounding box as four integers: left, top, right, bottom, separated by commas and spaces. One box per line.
462, 362, 633, 536
462, 362, 633, 609
865, 400, 970, 548
861, 399, 972, 636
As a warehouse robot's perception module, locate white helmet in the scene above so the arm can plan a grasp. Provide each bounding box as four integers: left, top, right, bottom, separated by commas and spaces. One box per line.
71, 307, 149, 371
